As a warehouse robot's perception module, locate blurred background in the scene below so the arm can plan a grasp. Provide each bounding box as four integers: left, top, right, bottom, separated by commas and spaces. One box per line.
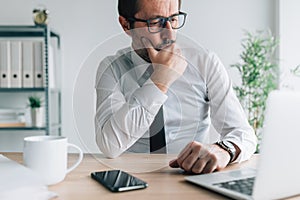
0, 0, 299, 153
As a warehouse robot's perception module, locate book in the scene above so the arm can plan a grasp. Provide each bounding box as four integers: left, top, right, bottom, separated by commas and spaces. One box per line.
0, 108, 26, 127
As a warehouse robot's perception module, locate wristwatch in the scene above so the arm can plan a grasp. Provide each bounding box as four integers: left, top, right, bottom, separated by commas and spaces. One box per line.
216, 140, 236, 163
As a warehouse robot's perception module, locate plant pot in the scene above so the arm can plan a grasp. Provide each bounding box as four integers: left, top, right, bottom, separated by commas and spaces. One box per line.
31, 107, 44, 127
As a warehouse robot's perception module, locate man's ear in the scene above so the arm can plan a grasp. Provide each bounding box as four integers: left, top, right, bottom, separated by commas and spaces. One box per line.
119, 16, 132, 36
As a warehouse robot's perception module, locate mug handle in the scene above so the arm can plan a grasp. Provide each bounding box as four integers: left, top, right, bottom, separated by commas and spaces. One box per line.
66, 143, 83, 174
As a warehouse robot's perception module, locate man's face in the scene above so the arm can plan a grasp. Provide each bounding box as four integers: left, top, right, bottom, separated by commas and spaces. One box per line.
130, 0, 179, 61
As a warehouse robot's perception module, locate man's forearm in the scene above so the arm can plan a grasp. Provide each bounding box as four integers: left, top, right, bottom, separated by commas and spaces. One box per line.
96, 103, 154, 158
95, 81, 168, 158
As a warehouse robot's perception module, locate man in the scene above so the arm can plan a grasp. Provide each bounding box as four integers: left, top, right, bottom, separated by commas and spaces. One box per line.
95, 0, 257, 174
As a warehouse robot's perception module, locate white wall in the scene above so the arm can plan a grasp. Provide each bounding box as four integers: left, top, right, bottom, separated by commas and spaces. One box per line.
278, 0, 300, 90
181, 0, 275, 83
0, 0, 275, 152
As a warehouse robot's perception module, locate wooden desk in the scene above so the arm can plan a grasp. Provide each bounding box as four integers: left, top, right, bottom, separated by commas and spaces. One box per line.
1, 153, 296, 200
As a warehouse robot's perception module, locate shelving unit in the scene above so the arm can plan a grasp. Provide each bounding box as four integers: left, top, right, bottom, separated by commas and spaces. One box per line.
0, 25, 61, 135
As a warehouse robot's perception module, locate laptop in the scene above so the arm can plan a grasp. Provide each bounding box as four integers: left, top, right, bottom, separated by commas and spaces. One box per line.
185, 90, 300, 200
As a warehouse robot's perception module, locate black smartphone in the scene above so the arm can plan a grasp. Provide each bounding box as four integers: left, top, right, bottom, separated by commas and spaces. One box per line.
91, 170, 148, 192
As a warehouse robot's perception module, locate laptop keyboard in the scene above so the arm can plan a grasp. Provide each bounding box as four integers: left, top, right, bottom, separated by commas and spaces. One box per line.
213, 177, 255, 196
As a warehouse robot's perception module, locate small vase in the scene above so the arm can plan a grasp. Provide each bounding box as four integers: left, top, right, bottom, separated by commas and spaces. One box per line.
31, 107, 44, 127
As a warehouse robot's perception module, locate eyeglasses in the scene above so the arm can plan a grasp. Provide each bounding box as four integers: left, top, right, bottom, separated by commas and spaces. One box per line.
127, 11, 187, 33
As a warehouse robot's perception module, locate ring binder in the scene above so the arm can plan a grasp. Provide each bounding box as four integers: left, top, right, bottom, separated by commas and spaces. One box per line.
0, 41, 11, 88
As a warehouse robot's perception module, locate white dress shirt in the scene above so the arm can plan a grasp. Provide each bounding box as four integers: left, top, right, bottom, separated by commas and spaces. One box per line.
95, 44, 257, 161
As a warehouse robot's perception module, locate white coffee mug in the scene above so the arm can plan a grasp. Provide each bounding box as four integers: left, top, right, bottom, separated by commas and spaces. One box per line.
23, 136, 83, 185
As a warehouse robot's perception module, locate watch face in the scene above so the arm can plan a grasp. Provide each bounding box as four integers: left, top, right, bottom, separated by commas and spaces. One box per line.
222, 141, 235, 151
222, 140, 232, 148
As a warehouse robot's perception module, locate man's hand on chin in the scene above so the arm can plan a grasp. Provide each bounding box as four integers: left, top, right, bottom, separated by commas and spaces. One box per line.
169, 141, 231, 174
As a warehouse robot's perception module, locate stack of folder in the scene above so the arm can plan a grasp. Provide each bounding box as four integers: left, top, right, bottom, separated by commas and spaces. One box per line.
0, 39, 49, 88
0, 108, 26, 127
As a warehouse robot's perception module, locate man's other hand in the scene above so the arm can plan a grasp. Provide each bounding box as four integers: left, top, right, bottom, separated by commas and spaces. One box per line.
169, 141, 231, 174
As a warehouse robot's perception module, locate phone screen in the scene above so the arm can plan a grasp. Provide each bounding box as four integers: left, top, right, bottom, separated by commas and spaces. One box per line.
91, 170, 148, 192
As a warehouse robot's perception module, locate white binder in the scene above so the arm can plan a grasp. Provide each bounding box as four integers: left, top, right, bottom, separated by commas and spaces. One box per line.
10, 41, 22, 88
0, 41, 11, 88
33, 41, 44, 87
22, 41, 34, 88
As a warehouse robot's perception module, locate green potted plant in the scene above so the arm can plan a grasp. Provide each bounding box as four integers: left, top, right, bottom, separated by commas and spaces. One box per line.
231, 30, 279, 140
28, 95, 44, 127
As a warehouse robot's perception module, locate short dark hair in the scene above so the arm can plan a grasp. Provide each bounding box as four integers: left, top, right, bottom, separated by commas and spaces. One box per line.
118, 0, 182, 19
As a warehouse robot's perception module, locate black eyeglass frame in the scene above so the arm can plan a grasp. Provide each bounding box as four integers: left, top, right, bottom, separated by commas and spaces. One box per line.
127, 11, 187, 33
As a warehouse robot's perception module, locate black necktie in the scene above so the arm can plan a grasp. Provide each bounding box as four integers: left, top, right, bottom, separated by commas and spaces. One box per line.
149, 106, 166, 153
137, 65, 167, 154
